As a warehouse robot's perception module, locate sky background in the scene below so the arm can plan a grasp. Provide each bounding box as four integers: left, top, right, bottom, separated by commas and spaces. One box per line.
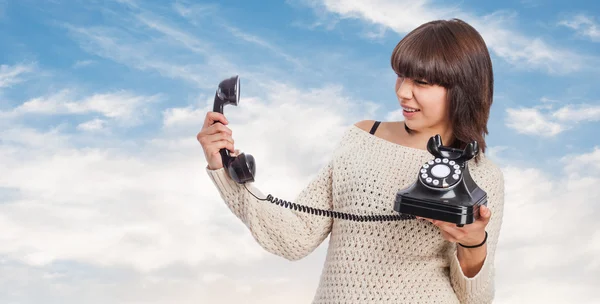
0, 0, 599, 303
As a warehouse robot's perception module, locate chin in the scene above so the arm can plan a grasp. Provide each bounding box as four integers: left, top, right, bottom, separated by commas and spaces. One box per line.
404, 120, 419, 131
405, 121, 436, 133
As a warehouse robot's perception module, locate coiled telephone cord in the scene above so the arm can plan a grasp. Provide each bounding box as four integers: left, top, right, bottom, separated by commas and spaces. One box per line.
244, 184, 415, 222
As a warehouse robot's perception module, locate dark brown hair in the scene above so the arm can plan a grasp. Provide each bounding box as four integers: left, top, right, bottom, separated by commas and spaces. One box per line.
390, 18, 493, 165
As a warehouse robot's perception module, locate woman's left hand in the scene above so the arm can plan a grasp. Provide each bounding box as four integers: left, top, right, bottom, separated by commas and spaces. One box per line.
417, 205, 491, 246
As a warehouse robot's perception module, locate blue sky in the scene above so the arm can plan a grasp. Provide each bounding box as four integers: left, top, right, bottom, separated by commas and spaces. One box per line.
2, 0, 599, 164
1, 0, 599, 303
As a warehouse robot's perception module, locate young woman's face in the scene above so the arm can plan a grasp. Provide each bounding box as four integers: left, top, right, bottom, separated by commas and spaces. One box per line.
395, 75, 450, 132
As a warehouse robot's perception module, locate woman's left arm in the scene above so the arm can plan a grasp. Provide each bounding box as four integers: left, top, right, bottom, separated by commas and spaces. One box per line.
418, 168, 505, 304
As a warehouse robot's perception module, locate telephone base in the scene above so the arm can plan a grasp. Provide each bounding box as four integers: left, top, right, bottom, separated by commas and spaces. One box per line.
393, 193, 487, 226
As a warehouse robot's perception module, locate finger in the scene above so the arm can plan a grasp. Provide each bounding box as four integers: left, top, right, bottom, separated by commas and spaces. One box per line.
197, 123, 232, 143
420, 217, 464, 239
478, 205, 492, 225
209, 139, 235, 154
203, 112, 229, 129
430, 219, 466, 240
203, 132, 234, 146
206, 123, 233, 136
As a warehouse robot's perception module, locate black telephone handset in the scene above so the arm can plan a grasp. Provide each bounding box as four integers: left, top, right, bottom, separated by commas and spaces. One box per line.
211, 75, 485, 225
212, 75, 256, 184
393, 136, 487, 227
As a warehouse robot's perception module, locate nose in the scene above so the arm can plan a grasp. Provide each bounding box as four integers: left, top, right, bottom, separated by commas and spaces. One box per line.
396, 78, 413, 100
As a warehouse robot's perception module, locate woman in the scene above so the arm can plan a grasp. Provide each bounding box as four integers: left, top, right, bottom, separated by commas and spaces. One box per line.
198, 18, 505, 304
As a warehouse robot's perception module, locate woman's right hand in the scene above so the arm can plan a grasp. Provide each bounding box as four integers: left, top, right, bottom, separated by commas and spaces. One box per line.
197, 111, 237, 170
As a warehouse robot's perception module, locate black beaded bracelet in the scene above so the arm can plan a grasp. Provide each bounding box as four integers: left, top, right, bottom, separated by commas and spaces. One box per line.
459, 231, 488, 248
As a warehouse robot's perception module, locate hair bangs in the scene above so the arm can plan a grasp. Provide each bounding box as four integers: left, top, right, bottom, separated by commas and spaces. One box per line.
391, 26, 457, 87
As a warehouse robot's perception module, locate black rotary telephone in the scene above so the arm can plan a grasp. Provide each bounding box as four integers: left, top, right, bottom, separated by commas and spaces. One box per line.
393, 136, 487, 227
212, 75, 487, 226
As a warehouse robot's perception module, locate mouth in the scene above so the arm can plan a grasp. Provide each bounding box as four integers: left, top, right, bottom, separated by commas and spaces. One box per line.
402, 106, 420, 113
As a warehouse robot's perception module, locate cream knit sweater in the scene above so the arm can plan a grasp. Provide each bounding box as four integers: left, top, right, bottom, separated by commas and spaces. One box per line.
206, 124, 505, 304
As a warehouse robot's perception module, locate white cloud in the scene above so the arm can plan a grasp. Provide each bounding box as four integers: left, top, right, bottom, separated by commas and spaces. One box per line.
552, 103, 600, 122
63, 24, 219, 89
134, 13, 210, 55
172, 1, 217, 22
0, 63, 36, 89
493, 148, 600, 304
162, 106, 205, 128
561, 146, 600, 176
219, 24, 306, 70
300, 0, 441, 32
505, 107, 567, 136
1, 89, 162, 127
505, 102, 600, 136
559, 14, 600, 42
384, 107, 403, 121
485, 146, 511, 164
72, 60, 95, 69
192, 81, 372, 177
0, 124, 73, 150
169, 2, 304, 71
76, 118, 108, 132
540, 97, 561, 103
0, 125, 269, 273
63, 12, 302, 93
294, 0, 592, 74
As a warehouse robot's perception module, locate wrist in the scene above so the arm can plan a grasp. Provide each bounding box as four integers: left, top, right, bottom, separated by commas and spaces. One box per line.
207, 163, 223, 170
458, 231, 488, 248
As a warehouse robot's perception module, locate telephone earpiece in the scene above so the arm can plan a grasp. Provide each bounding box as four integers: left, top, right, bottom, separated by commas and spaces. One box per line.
212, 75, 256, 184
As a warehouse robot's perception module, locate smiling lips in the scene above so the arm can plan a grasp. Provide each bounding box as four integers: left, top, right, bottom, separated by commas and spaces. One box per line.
402, 105, 420, 118
402, 106, 421, 113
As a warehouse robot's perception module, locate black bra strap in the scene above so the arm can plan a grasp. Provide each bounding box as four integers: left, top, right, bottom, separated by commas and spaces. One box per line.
369, 121, 381, 135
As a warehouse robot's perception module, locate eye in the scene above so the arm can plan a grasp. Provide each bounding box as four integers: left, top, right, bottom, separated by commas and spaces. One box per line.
415, 79, 430, 85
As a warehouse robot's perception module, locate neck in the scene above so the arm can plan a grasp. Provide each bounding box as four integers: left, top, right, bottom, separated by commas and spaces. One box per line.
404, 122, 455, 149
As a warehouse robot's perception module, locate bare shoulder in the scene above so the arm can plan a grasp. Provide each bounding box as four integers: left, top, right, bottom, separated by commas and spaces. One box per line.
353, 120, 377, 132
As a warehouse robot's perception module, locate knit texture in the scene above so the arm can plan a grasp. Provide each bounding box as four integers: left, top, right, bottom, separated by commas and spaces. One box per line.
206, 123, 505, 304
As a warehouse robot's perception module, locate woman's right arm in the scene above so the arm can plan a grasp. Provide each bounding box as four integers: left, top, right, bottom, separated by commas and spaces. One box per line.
205, 158, 335, 261
198, 111, 338, 261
